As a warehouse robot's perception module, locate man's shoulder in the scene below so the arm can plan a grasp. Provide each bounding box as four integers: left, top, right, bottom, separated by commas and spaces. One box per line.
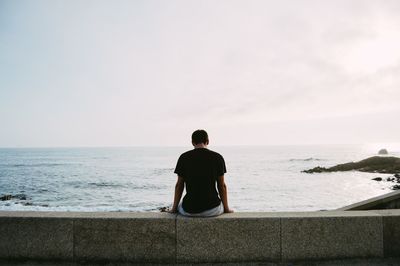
179, 149, 224, 159
205, 149, 225, 162
179, 149, 193, 157
177, 150, 194, 161
207, 149, 223, 156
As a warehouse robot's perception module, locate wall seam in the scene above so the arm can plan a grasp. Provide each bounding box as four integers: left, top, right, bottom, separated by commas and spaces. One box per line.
72, 219, 75, 261
381, 215, 385, 258
174, 214, 177, 264
279, 218, 282, 262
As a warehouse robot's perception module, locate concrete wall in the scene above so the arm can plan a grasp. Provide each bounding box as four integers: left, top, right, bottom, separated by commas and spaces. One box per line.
1, 210, 399, 263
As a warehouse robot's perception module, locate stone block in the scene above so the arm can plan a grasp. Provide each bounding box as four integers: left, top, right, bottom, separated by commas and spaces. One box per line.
281, 213, 383, 261
383, 212, 400, 257
73, 213, 176, 263
176, 213, 280, 263
0, 216, 73, 260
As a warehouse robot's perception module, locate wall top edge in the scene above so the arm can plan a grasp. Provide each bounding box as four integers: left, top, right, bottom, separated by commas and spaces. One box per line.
1, 210, 399, 219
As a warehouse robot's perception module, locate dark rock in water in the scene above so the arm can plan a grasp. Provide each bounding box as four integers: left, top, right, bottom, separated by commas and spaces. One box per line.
22, 202, 33, 206
387, 177, 395, 182
303, 156, 400, 174
395, 173, 400, 178
372, 177, 382, 181
14, 194, 27, 200
0, 194, 28, 201
392, 185, 400, 190
158, 206, 170, 212
1, 195, 12, 201
378, 149, 388, 155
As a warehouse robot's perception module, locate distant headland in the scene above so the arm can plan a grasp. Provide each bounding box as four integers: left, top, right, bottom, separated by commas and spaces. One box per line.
303, 156, 400, 174
303, 156, 400, 190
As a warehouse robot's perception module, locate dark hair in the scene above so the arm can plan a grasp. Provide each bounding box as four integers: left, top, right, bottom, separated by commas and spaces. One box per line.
191, 129, 209, 145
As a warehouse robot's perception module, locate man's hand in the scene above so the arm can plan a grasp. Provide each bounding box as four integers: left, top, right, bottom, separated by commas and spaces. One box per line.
217, 175, 233, 214
169, 207, 178, 213
224, 208, 234, 213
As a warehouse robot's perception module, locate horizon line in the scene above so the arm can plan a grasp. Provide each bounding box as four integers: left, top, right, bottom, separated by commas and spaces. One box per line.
0, 142, 397, 149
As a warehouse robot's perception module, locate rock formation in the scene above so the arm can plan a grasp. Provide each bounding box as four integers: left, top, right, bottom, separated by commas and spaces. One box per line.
378, 149, 388, 155
0, 195, 12, 201
303, 156, 400, 174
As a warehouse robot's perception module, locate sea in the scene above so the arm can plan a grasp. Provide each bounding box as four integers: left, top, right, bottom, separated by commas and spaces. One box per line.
0, 145, 399, 212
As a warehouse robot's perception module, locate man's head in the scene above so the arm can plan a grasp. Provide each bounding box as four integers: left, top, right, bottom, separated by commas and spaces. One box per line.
191, 129, 209, 146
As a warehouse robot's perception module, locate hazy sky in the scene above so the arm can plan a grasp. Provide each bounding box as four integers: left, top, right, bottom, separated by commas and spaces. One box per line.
1, 0, 400, 147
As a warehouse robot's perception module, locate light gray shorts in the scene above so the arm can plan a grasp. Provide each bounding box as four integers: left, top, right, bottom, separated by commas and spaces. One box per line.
178, 202, 224, 217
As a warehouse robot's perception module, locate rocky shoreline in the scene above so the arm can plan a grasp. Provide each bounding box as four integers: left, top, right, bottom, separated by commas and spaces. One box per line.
0, 193, 49, 207
0, 194, 27, 201
371, 173, 400, 190
303, 156, 400, 190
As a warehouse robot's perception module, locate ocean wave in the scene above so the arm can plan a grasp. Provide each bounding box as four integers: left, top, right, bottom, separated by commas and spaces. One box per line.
140, 184, 167, 190
1, 163, 76, 168
289, 158, 325, 162
87, 182, 126, 188
150, 168, 175, 176
0, 203, 151, 212
65, 181, 166, 190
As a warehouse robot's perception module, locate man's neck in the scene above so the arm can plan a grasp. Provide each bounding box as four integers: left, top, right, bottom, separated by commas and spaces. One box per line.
193, 143, 208, 149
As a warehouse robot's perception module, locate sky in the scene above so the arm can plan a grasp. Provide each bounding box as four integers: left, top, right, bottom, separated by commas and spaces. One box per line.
1, 0, 400, 147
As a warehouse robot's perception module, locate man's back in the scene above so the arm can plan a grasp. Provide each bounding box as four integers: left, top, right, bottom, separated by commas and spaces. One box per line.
174, 148, 226, 213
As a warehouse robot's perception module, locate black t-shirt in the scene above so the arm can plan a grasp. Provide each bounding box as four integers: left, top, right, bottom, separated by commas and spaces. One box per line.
174, 148, 226, 213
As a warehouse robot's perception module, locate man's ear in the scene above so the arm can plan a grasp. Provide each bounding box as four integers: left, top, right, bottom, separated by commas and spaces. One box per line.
206, 140, 209, 145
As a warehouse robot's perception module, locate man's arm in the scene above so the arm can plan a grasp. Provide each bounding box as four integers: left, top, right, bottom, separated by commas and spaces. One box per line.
170, 175, 184, 213
217, 175, 233, 213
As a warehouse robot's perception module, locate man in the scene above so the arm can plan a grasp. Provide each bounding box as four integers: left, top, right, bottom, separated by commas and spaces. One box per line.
170, 129, 233, 216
